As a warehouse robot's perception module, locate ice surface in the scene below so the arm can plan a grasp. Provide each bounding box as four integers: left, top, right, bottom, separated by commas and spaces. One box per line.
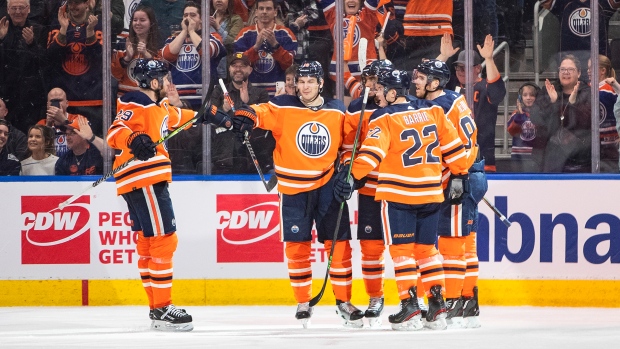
1, 306, 618, 348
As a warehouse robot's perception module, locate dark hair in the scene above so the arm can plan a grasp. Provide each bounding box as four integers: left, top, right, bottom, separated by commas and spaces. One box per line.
285, 64, 298, 76
128, 5, 160, 57
27, 125, 56, 156
561, 54, 581, 73
211, 0, 235, 16
0, 119, 8, 127
184, 1, 201, 14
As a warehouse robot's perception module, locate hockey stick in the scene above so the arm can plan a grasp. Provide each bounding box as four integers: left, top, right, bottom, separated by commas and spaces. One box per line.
309, 86, 371, 307
58, 97, 214, 210
219, 79, 276, 192
482, 197, 512, 227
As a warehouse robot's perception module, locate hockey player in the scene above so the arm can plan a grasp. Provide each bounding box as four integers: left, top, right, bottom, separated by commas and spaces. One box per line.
106, 59, 232, 332
413, 59, 487, 328
334, 67, 470, 331
231, 61, 362, 328
341, 59, 391, 327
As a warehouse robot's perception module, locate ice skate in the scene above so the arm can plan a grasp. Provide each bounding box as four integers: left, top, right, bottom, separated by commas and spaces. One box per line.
295, 302, 313, 329
388, 287, 423, 331
424, 285, 447, 330
364, 297, 384, 328
151, 304, 193, 332
445, 297, 465, 329
417, 297, 428, 319
336, 300, 364, 328
463, 286, 481, 328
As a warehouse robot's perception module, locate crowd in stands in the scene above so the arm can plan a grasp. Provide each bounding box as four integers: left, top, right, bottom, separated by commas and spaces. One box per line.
1, 0, 620, 176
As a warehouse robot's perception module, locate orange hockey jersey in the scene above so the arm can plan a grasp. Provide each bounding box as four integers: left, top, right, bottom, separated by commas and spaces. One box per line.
403, 0, 453, 37
341, 96, 382, 197
351, 98, 468, 205
107, 91, 195, 195
430, 90, 478, 187
250, 95, 346, 195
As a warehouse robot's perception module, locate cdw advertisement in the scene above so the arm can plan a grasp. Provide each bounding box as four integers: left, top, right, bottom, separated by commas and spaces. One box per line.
0, 179, 618, 280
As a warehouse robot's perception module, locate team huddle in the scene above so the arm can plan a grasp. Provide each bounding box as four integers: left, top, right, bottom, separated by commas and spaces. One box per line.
108, 57, 486, 332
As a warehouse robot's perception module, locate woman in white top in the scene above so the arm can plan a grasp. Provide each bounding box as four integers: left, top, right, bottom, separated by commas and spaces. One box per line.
21, 125, 58, 175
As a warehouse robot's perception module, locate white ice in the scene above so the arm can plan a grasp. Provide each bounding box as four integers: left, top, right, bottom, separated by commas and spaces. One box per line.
1, 306, 619, 348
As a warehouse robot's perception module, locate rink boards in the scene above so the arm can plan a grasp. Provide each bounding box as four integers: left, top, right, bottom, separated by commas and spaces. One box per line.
1, 175, 619, 307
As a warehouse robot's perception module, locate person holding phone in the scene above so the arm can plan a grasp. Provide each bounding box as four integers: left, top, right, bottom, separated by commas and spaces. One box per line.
506, 82, 540, 172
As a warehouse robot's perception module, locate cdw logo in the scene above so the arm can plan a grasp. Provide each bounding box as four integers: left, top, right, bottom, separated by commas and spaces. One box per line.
21, 195, 90, 264
216, 194, 282, 262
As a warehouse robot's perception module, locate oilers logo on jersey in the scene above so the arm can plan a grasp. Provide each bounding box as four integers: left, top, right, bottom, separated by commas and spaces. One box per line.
568, 8, 590, 37
296, 122, 330, 158
599, 101, 606, 124
520, 120, 536, 142
255, 50, 276, 74
339, 17, 362, 46
176, 44, 201, 72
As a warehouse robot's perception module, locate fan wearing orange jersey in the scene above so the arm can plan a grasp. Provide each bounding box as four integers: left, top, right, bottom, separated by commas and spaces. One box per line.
413, 59, 486, 329
231, 61, 363, 329
106, 59, 231, 332
334, 67, 469, 331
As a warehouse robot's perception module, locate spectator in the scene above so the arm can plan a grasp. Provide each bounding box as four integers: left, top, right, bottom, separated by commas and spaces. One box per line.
0, 97, 27, 160
234, 0, 297, 96
46, 0, 104, 137
39, 87, 101, 158
317, 0, 379, 87
506, 82, 540, 172
392, 0, 453, 72
541, 0, 620, 73
275, 63, 297, 96
0, 0, 48, 135
210, 52, 272, 174
283, 0, 333, 96
445, 35, 506, 172
20, 124, 57, 175
93, 0, 124, 40
112, 5, 161, 96
232, 0, 249, 24
139, 0, 186, 47
530, 54, 592, 173
210, 0, 243, 80
589, 54, 618, 173
0, 118, 21, 175
161, 1, 226, 108
606, 76, 620, 170
54, 115, 103, 175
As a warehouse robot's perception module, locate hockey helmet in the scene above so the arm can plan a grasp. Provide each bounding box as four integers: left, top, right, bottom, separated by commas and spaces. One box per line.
377, 68, 410, 96
416, 59, 450, 89
296, 61, 324, 84
133, 59, 169, 89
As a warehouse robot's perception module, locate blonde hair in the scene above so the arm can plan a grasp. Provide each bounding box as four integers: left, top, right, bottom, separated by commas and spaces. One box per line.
598, 54, 616, 79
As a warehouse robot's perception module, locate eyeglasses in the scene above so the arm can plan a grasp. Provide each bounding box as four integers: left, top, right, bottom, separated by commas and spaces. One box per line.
8, 5, 29, 12
455, 65, 466, 72
559, 67, 577, 74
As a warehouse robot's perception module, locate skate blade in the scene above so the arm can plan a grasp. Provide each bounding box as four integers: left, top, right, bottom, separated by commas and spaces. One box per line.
151, 320, 194, 332
299, 318, 311, 329
446, 316, 466, 329
424, 316, 447, 330
390, 317, 423, 331
367, 316, 383, 329
341, 318, 364, 328
464, 316, 481, 328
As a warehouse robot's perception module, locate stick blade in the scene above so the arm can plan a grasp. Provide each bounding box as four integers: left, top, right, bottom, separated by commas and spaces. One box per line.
308, 293, 322, 307
266, 175, 278, 192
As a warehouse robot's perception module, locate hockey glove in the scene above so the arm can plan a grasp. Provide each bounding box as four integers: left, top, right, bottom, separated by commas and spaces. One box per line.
333, 168, 354, 203
196, 102, 233, 129
337, 163, 367, 190
128, 132, 157, 161
232, 105, 257, 142
447, 174, 470, 205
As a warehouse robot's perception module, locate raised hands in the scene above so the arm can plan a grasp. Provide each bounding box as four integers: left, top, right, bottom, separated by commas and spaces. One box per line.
437, 33, 459, 62
477, 34, 494, 60
58, 6, 70, 32
545, 79, 558, 104
0, 17, 8, 40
